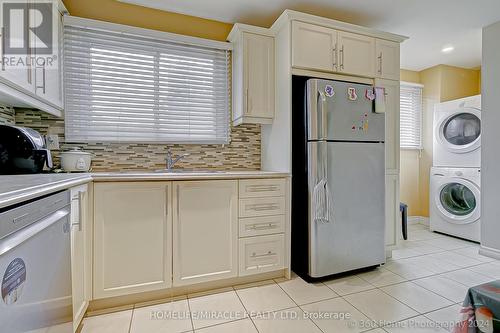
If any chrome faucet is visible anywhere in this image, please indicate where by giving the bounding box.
[166,149,190,170]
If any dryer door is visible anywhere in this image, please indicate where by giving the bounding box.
[436,108,481,154]
[435,178,480,224]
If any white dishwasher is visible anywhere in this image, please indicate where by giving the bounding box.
[0,190,72,333]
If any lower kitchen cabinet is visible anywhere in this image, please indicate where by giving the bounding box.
[385,173,400,250]
[239,234,285,276]
[93,182,172,299]
[70,184,90,332]
[173,180,238,286]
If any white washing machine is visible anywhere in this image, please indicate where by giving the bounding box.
[430,167,480,242]
[433,95,481,167]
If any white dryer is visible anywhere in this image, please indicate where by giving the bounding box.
[430,167,480,242]
[433,95,481,167]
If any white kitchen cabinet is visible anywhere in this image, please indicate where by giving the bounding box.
[375,39,400,80]
[239,178,286,198]
[70,184,90,332]
[291,21,338,72]
[375,78,400,172]
[239,215,286,238]
[173,180,238,286]
[385,173,400,250]
[229,25,275,125]
[239,234,285,276]
[0,0,65,116]
[93,182,172,299]
[0,1,33,94]
[34,1,64,108]
[337,31,376,77]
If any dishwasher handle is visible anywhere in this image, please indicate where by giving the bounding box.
[0,206,70,257]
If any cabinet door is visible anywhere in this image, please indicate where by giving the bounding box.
[34,4,63,108]
[244,32,275,120]
[292,21,337,72]
[173,180,238,286]
[70,185,89,332]
[94,182,172,299]
[338,31,376,77]
[385,174,400,249]
[0,1,34,93]
[375,78,400,172]
[376,39,400,80]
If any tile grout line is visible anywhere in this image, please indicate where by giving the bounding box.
[185,293,196,332]
[232,285,261,333]
[376,281,454,316]
[127,308,134,333]
[273,278,327,333]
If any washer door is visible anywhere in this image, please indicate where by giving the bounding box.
[435,178,480,224]
[437,108,481,154]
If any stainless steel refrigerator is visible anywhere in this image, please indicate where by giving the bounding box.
[292,77,386,280]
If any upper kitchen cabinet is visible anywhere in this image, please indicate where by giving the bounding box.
[376,39,400,80]
[33,1,64,108]
[0,1,34,93]
[0,0,65,116]
[291,21,338,72]
[337,31,376,77]
[228,24,275,125]
[376,78,400,172]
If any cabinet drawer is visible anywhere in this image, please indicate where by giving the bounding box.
[239,234,285,276]
[239,215,285,238]
[239,179,286,198]
[239,197,286,218]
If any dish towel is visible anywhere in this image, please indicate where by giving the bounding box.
[313,178,333,223]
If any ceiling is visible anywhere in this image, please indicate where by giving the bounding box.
[118,0,500,71]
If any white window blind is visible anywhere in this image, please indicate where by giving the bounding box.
[400,82,423,149]
[64,22,231,144]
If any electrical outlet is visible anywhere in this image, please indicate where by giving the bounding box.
[45,134,60,150]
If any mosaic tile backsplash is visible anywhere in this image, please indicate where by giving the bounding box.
[0,105,15,125]
[3,109,261,172]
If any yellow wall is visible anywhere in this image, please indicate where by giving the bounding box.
[400,65,481,217]
[62,0,233,41]
[399,69,421,216]
[400,69,421,83]
[440,65,481,102]
[418,66,442,217]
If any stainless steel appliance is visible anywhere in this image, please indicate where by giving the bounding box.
[292,77,385,280]
[0,125,53,174]
[0,191,72,332]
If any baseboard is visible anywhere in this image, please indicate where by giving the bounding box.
[479,245,500,260]
[408,216,429,226]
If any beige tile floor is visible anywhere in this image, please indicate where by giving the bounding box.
[81,224,500,333]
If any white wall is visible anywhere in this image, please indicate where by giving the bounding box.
[480,20,500,258]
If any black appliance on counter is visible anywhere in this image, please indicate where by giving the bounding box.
[0,125,53,174]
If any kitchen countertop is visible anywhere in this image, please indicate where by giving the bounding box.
[0,173,92,209]
[91,170,290,181]
[0,171,290,209]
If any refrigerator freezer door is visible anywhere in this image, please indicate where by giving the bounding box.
[307,79,385,142]
[308,141,385,277]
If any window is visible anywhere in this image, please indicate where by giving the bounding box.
[64,18,231,144]
[400,82,423,149]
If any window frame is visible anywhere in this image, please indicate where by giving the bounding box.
[400,81,424,150]
[63,16,232,145]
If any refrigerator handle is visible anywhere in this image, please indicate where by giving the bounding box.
[318,90,327,140]
[312,142,333,224]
